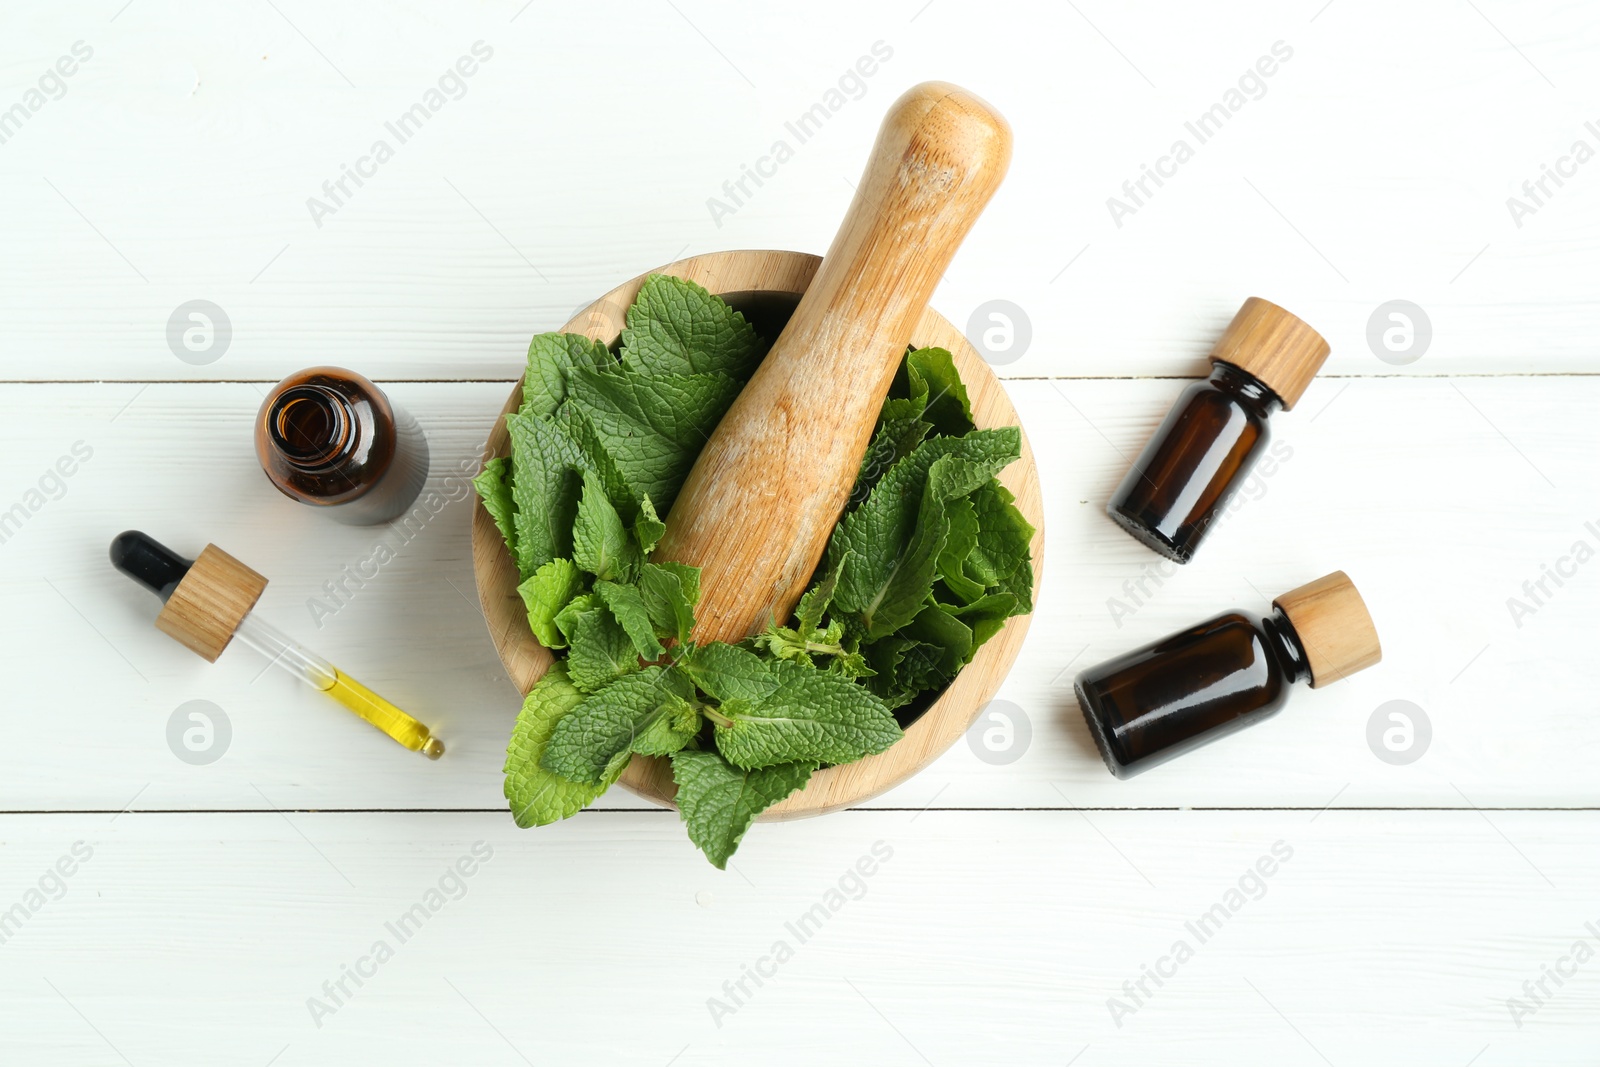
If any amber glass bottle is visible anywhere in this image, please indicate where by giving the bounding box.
[1076,571,1381,778]
[1107,297,1329,563]
[255,367,429,526]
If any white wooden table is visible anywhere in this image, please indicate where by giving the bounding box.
[3,2,1598,1062]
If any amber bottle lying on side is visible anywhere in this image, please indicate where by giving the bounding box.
[1075,571,1381,778]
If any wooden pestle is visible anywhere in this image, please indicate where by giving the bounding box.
[654,81,1013,644]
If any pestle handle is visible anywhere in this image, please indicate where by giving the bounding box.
[656,81,1012,644]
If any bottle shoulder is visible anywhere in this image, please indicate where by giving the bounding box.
[255,368,400,505]
[1206,361,1284,422]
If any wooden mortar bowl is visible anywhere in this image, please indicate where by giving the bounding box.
[472,249,1045,819]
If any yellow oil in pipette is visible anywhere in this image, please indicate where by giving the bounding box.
[321,669,444,758]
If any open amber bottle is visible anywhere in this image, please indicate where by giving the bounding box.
[255,367,429,526]
[1076,571,1381,778]
[1107,297,1329,563]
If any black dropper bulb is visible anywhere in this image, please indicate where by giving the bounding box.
[110,531,193,602]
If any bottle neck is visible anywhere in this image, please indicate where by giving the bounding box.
[1209,360,1284,419]
[1262,607,1312,687]
[267,385,357,471]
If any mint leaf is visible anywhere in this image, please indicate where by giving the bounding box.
[517,558,584,649]
[828,430,1019,639]
[941,591,1017,618]
[884,344,931,417]
[850,353,936,506]
[838,453,995,640]
[970,615,1007,650]
[851,414,932,507]
[634,495,665,555]
[638,562,696,645]
[559,405,641,521]
[861,627,964,709]
[506,411,587,578]
[671,749,815,869]
[682,642,777,704]
[832,429,1019,568]
[907,346,975,437]
[860,636,919,710]
[543,666,694,784]
[630,693,702,757]
[565,365,741,514]
[593,579,666,660]
[936,494,986,604]
[654,560,701,611]
[620,274,765,378]
[503,663,622,827]
[902,603,972,679]
[887,639,948,694]
[940,591,1018,654]
[865,601,979,699]
[553,593,597,635]
[969,478,1035,614]
[713,659,901,770]
[521,333,613,420]
[572,469,640,582]
[473,457,518,559]
[795,563,841,639]
[557,595,638,693]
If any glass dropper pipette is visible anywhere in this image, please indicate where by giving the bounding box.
[110,530,444,759]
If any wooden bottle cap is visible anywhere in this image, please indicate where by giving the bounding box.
[1273,570,1381,688]
[155,545,268,663]
[1209,297,1330,410]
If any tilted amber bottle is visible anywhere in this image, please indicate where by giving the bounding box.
[1076,571,1381,778]
[1107,297,1329,563]
[255,367,428,526]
